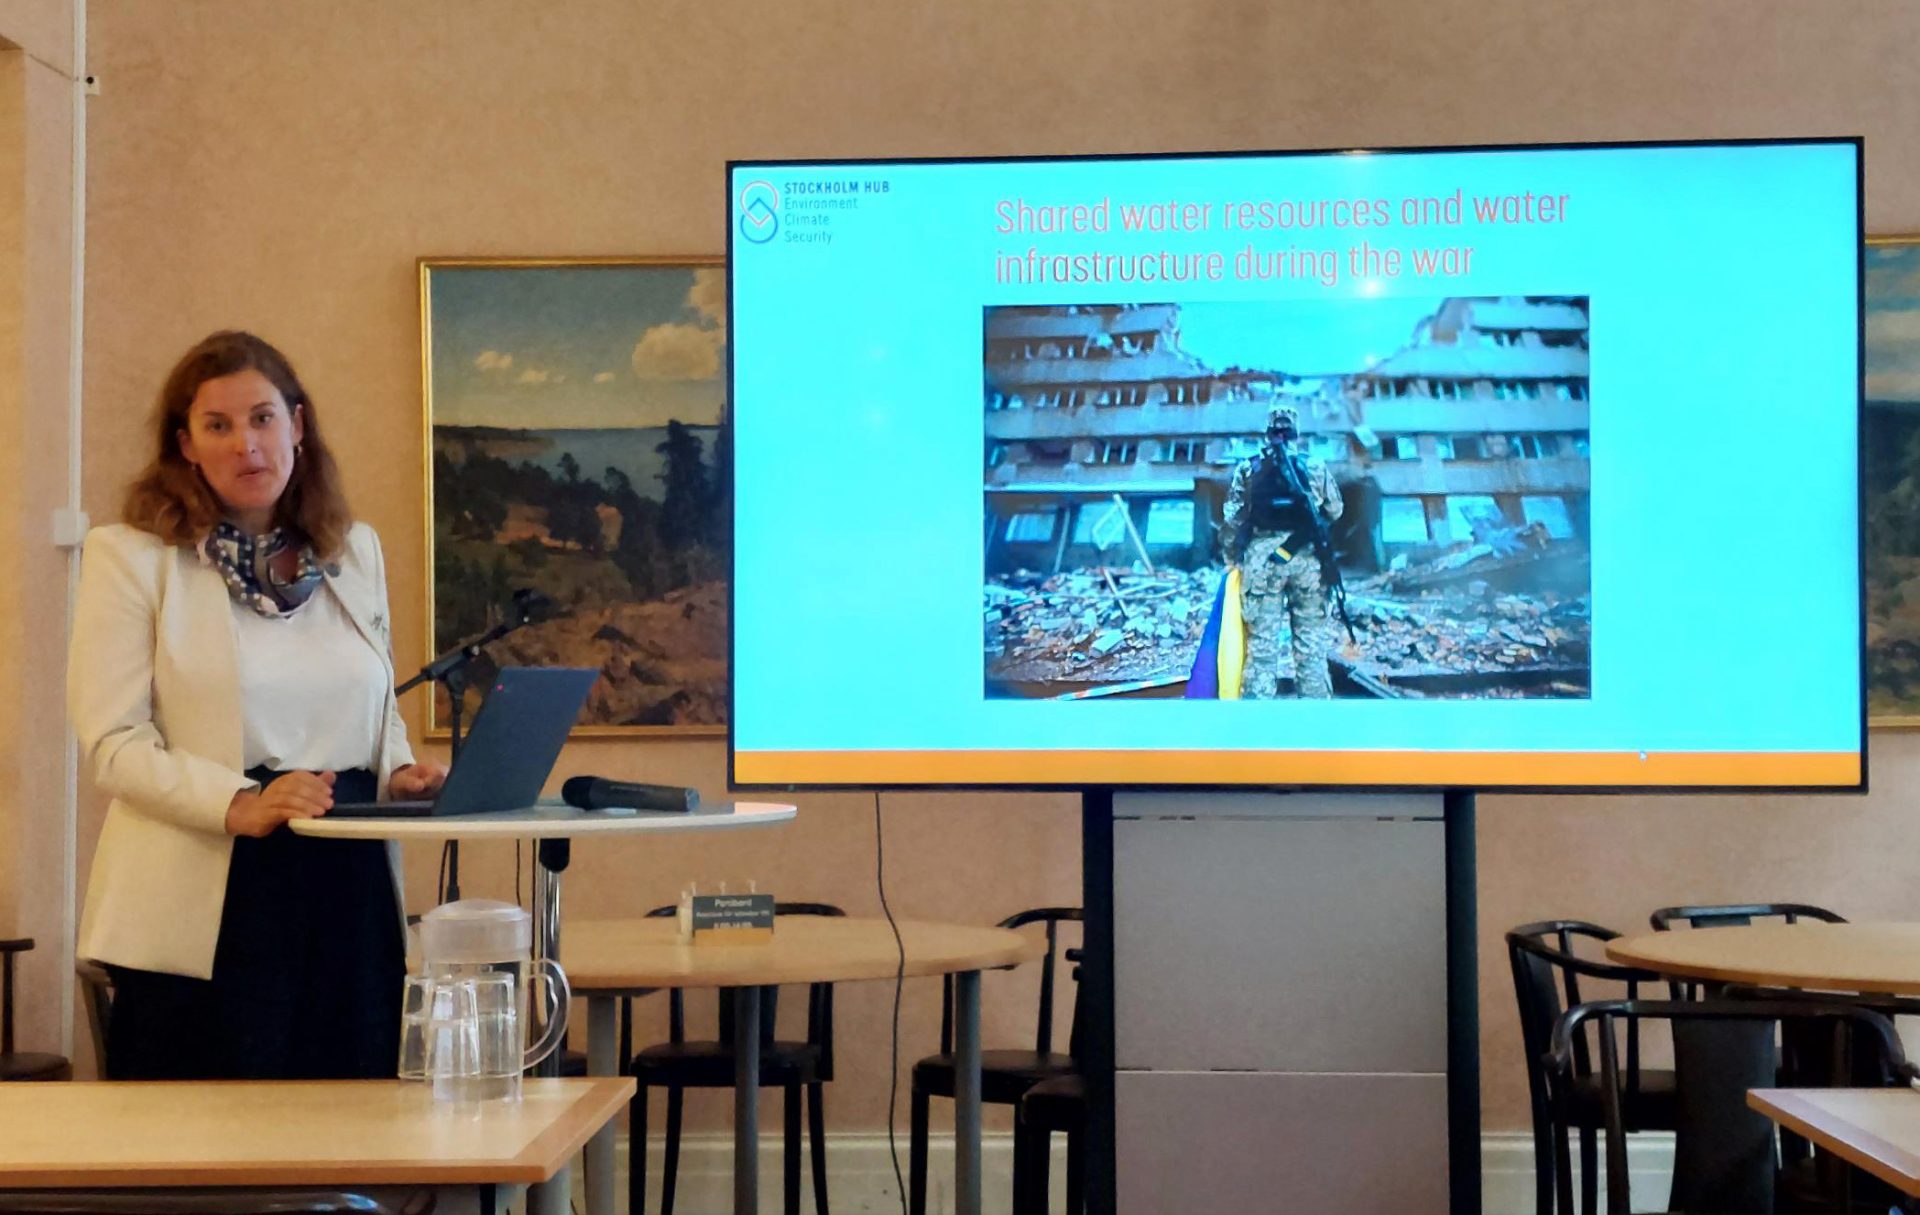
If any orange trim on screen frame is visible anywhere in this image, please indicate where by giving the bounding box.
[732,749,1861,788]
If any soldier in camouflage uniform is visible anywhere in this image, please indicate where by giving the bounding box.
[1221,402,1345,698]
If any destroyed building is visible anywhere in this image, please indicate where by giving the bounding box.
[982,297,1590,575]
[1342,296,1590,568]
[983,303,1293,574]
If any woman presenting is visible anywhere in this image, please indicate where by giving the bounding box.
[69,330,448,1080]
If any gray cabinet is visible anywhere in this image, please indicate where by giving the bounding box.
[1113,793,1451,1214]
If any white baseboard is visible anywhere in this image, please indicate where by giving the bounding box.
[601,1131,1035,1215]
[581,1129,1677,1215]
[1481,1130,1676,1215]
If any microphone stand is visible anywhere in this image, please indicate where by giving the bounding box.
[396,592,549,903]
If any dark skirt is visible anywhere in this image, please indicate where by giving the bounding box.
[105,768,405,1081]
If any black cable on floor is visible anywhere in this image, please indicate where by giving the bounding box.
[876,790,908,1215]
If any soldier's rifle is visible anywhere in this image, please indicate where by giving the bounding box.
[1277,450,1357,644]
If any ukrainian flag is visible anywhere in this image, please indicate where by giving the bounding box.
[1185,569,1246,700]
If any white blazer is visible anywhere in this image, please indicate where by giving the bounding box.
[68,522,416,979]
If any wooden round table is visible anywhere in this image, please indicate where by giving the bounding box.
[1606,923,1920,994]
[562,916,1043,1215]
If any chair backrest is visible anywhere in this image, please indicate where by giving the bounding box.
[0,939,29,1057]
[1062,948,1086,1061]
[938,907,1082,1057]
[1547,998,1912,1215]
[1649,903,1847,932]
[641,902,845,1069]
[1505,921,1656,1111]
[74,962,112,1075]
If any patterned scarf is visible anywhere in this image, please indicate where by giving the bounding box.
[200,521,326,618]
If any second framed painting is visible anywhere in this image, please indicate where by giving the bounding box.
[421,257,729,735]
[1869,236,1920,726]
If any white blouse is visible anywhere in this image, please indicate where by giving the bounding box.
[231,583,387,773]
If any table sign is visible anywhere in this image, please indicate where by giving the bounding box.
[691,894,775,944]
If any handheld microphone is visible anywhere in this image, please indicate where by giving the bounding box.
[561,776,700,813]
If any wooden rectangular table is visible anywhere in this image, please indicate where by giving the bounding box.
[1750,1088,1920,1198]
[0,1078,632,1199]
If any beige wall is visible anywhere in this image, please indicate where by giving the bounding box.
[69,0,1920,1133]
[1,0,72,78]
[0,0,77,1064]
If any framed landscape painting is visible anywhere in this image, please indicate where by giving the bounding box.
[1868,236,1920,726]
[421,257,729,735]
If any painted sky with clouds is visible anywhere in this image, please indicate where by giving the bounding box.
[429,264,726,429]
[1869,243,1920,407]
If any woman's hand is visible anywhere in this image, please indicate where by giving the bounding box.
[225,770,336,837]
[389,762,449,800]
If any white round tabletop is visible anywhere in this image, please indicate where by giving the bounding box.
[287,800,795,841]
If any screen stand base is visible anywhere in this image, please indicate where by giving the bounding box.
[1082,787,1478,1215]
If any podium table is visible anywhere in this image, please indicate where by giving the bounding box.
[292,801,795,1215]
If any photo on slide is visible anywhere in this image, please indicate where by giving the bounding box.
[982,297,1592,701]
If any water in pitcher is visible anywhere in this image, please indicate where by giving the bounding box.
[412,899,571,1103]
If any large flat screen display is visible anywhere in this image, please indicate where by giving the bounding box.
[728,139,1864,791]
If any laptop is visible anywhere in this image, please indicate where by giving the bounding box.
[329,666,600,818]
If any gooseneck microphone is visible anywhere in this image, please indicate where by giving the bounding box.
[511,587,557,624]
[561,776,700,813]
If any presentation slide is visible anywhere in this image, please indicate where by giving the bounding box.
[728,140,1863,790]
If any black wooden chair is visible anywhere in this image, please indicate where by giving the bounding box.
[1014,1073,1086,1215]
[0,940,69,1082]
[74,961,112,1076]
[1547,998,1914,1215]
[1648,904,1847,933]
[1508,921,1674,1215]
[1011,952,1088,1215]
[627,902,843,1215]
[909,908,1082,1215]
[1718,983,1920,1215]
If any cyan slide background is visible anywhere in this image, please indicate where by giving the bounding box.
[730,143,1860,758]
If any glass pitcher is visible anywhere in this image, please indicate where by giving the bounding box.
[416,898,570,1101]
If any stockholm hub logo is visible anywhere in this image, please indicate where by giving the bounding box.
[738,180,780,244]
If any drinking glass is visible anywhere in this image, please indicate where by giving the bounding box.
[425,977,482,1105]
[397,974,433,1081]
[469,971,523,1102]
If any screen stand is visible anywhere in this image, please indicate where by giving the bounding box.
[1446,789,1481,1215]
[1083,787,1479,1215]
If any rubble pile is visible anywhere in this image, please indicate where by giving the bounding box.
[1342,536,1591,687]
[987,541,1593,696]
[1343,589,1591,679]
[986,566,1213,683]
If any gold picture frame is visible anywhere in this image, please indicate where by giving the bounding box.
[1867,235,1920,728]
[420,256,729,737]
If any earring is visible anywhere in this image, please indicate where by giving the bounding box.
[295,442,304,459]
